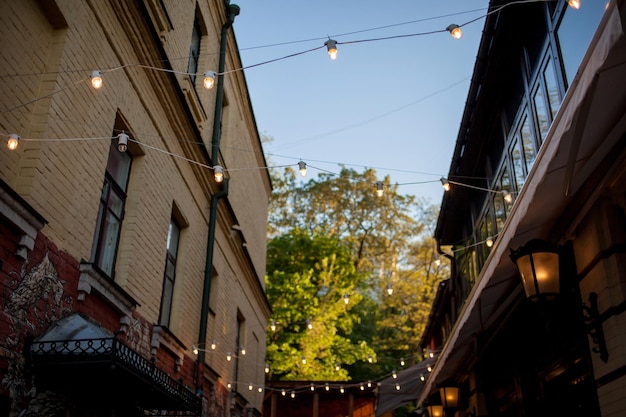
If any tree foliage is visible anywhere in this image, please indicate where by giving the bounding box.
[265,165,448,381]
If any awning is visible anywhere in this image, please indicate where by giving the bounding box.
[376,356,437,416]
[28,314,200,413]
[418,4,626,405]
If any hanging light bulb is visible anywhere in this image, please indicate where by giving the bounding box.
[446,24,463,39]
[306,319,313,330]
[387,284,393,296]
[248,383,253,391]
[335,363,341,371]
[270,319,276,332]
[400,357,405,367]
[367,354,373,363]
[281,389,286,396]
[367,380,372,388]
[376,181,384,197]
[567,0,581,9]
[427,365,433,372]
[117,132,128,152]
[440,178,451,191]
[90,70,103,89]
[214,165,224,183]
[486,236,494,248]
[211,339,217,350]
[226,351,232,361]
[298,160,307,177]
[227,383,232,389]
[193,346,199,355]
[339,386,345,394]
[203,71,216,89]
[258,387,263,393]
[7,134,20,150]
[290,390,296,398]
[360,384,365,391]
[395,383,401,391]
[343,294,350,304]
[325,39,338,60]
[310,383,315,391]
[302,356,307,365]
[502,190,513,203]
[392,370,397,379]
[325,382,330,391]
[265,363,270,373]
[240,345,246,356]
[420,374,426,382]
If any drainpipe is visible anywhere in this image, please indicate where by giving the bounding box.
[198,3,240,365]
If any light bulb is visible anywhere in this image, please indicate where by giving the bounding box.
[400,357,405,366]
[248,384,253,391]
[420,374,426,381]
[343,294,349,304]
[214,165,224,183]
[270,319,276,331]
[503,190,513,203]
[193,347,199,355]
[360,384,364,391]
[340,386,345,394]
[226,352,232,361]
[367,380,372,388]
[335,363,340,371]
[90,70,103,89]
[325,382,330,391]
[211,340,217,350]
[258,387,263,393]
[281,389,286,396]
[440,178,451,191]
[298,160,307,177]
[240,345,246,355]
[392,370,397,379]
[486,237,494,248]
[395,383,401,391]
[203,71,216,89]
[302,356,307,365]
[325,39,338,60]
[387,284,393,296]
[7,134,19,150]
[567,0,580,9]
[290,391,295,398]
[227,383,232,389]
[307,319,313,330]
[446,24,462,39]
[310,383,315,391]
[376,181,384,197]
[117,132,128,152]
[367,354,373,363]
[265,363,270,373]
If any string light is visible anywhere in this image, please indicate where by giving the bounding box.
[400,357,405,366]
[367,380,372,388]
[325,39,338,60]
[265,363,270,373]
[567,0,581,9]
[335,363,341,371]
[340,386,345,394]
[387,284,393,296]
[214,165,224,183]
[258,387,263,393]
[90,70,103,89]
[227,351,232,361]
[291,390,296,398]
[298,160,307,177]
[392,370,397,379]
[240,345,246,356]
[395,383,401,391]
[486,236,494,248]
[367,354,373,363]
[7,134,19,150]
[248,383,254,391]
[302,356,307,365]
[446,24,462,39]
[343,293,350,304]
[310,383,315,391]
[441,177,515,203]
[376,181,384,197]
[325,382,330,391]
[117,132,128,152]
[440,178,451,191]
[281,389,286,396]
[270,319,276,331]
[203,71,216,89]
[211,339,217,350]
[306,319,313,330]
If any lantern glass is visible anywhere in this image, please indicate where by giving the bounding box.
[439,386,459,408]
[426,405,444,417]
[516,251,559,300]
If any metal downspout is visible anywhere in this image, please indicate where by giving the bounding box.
[198,3,240,365]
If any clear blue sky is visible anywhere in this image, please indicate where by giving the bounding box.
[231,1,489,204]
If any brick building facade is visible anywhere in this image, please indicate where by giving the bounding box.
[0,0,271,416]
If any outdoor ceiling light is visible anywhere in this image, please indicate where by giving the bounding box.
[510,239,560,301]
[325,39,338,60]
[440,178,451,191]
[203,71,216,89]
[213,165,224,183]
[7,134,19,150]
[376,181,384,197]
[298,160,307,177]
[446,24,462,39]
[117,132,129,152]
[90,70,103,89]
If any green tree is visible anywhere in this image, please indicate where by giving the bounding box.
[266,229,375,380]
[266,166,449,381]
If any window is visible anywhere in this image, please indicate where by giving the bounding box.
[520,114,536,173]
[159,218,181,327]
[188,18,202,84]
[92,134,132,277]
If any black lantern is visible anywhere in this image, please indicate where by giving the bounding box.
[510,239,560,301]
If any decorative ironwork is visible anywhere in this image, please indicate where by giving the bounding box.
[30,336,200,411]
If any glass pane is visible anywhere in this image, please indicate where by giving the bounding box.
[521,115,536,173]
[511,141,525,190]
[557,2,606,86]
[544,57,561,120]
[167,221,181,256]
[106,140,132,190]
[533,85,550,143]
[494,194,505,232]
[160,276,174,327]
[96,212,121,276]
[108,189,124,218]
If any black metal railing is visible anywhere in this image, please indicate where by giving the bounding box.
[30,337,200,410]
